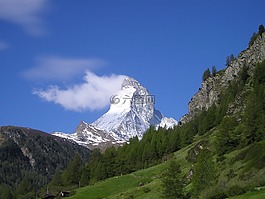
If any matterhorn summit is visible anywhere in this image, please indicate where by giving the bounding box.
[53,76,178,149]
[92,77,165,140]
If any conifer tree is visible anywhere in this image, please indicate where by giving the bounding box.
[192,148,216,197]
[216,117,239,155]
[240,64,249,84]
[202,68,211,81]
[226,54,235,66]
[259,24,265,36]
[80,165,90,187]
[212,65,217,76]
[17,175,33,196]
[161,160,184,199]
[49,169,63,186]
[0,184,14,199]
[62,154,82,185]
[243,92,264,145]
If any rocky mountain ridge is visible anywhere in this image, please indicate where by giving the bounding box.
[180,32,265,123]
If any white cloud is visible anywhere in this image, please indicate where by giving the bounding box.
[22,56,105,81]
[0,0,48,35]
[33,72,127,111]
[0,41,9,50]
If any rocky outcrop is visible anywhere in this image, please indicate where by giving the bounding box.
[180,32,265,123]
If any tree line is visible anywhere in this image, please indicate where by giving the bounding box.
[48,125,190,190]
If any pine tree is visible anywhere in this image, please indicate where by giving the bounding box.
[249,32,258,47]
[216,117,239,155]
[258,24,265,36]
[89,149,104,183]
[49,169,63,186]
[226,54,235,67]
[102,146,118,178]
[198,105,217,135]
[243,92,264,145]
[80,165,90,187]
[212,65,217,76]
[161,160,184,199]
[230,54,235,62]
[192,148,216,197]
[91,161,106,182]
[240,64,249,84]
[202,68,211,81]
[242,61,265,145]
[17,175,33,196]
[62,154,82,185]
[0,184,14,199]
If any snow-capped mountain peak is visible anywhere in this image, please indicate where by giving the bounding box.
[53,76,178,149]
[92,77,162,140]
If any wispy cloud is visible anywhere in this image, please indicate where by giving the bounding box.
[0,0,49,36]
[33,72,126,111]
[0,41,9,50]
[22,56,105,81]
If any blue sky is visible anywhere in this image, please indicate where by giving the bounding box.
[1,0,265,133]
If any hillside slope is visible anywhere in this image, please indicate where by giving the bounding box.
[69,131,265,199]
[0,126,90,197]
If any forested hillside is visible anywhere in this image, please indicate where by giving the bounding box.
[0,126,90,199]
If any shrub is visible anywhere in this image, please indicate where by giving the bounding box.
[143,187,151,193]
[200,185,227,199]
[227,185,248,197]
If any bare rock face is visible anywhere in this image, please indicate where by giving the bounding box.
[180,33,265,123]
[188,75,220,118]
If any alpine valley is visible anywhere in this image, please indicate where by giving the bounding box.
[1,26,265,199]
[53,77,178,150]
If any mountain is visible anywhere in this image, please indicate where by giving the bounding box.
[180,31,265,123]
[53,77,177,149]
[92,77,176,139]
[0,126,90,193]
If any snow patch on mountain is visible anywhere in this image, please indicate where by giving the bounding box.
[158,117,178,129]
[53,121,114,147]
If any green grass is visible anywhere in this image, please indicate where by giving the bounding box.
[108,179,162,199]
[228,187,265,199]
[133,162,167,178]
[68,174,154,199]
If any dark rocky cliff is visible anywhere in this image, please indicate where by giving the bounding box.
[180,32,265,123]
